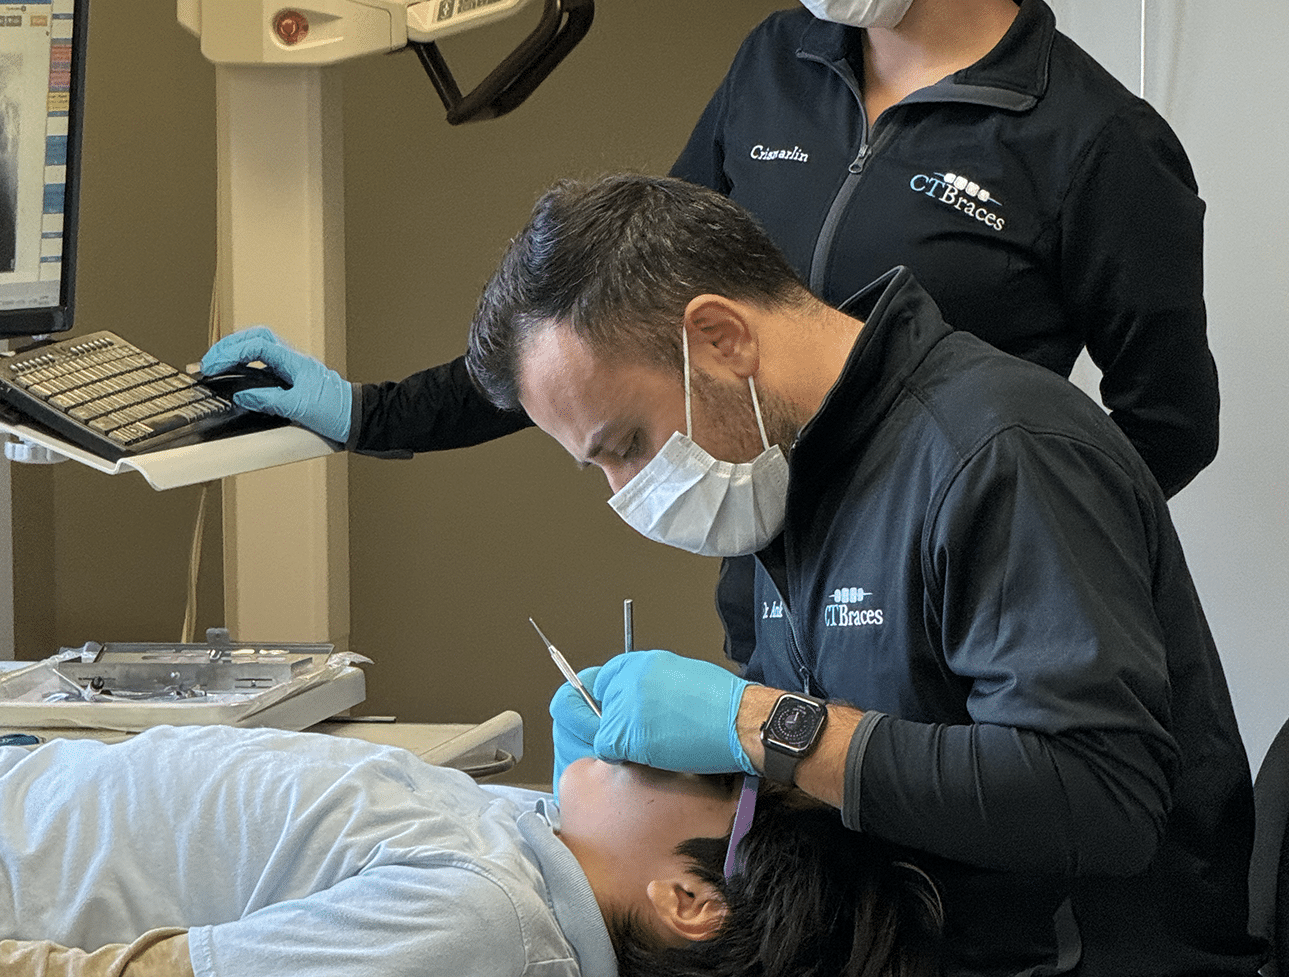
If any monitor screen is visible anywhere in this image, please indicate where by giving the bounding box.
[0,0,85,341]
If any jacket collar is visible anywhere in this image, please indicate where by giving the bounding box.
[792,267,951,469]
[794,0,1055,111]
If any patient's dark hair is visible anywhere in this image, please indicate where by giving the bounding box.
[609,781,944,977]
[465,173,811,411]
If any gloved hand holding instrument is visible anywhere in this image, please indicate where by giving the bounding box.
[547,645,758,796]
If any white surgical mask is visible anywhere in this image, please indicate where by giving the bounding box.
[799,0,914,28]
[607,331,789,557]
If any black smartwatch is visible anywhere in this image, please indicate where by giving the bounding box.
[759,692,828,785]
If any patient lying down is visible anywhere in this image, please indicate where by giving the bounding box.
[0,725,941,977]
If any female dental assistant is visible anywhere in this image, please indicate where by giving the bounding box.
[202,0,1218,654]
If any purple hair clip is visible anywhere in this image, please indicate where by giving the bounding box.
[722,774,760,880]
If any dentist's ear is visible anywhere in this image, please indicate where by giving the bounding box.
[645,874,728,943]
[683,295,760,380]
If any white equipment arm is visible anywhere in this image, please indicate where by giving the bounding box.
[177,0,593,123]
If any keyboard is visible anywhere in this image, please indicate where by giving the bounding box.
[0,331,287,461]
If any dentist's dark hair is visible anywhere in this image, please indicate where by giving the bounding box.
[466,173,812,411]
[608,781,944,977]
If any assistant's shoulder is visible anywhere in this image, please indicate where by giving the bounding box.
[727,7,818,66]
[1043,29,1188,152]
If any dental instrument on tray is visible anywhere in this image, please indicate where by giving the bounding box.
[529,618,601,717]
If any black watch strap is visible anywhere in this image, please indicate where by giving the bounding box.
[761,743,803,785]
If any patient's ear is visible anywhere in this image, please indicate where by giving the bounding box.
[645,874,728,942]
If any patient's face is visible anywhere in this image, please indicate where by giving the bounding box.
[558,758,738,847]
[556,759,738,932]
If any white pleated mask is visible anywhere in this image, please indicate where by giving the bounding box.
[607,331,789,557]
[798,0,914,28]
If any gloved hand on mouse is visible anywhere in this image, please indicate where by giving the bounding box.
[549,649,757,798]
[201,326,352,442]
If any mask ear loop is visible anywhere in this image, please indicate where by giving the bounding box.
[747,376,772,452]
[683,323,771,453]
[681,324,694,437]
[723,774,760,880]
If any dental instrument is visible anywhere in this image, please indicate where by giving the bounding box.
[529,618,601,717]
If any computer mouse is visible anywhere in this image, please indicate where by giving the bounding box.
[197,364,292,396]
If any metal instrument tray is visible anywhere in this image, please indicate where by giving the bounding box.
[55,644,326,695]
[0,630,366,733]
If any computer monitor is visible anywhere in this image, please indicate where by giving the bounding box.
[0,0,86,341]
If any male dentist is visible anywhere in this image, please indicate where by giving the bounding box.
[463,173,1264,977]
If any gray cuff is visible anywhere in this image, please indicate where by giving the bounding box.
[841,710,887,832]
[342,382,362,452]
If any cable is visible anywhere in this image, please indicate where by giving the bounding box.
[180,485,209,644]
[179,270,222,642]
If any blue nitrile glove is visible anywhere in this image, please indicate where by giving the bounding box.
[591,650,756,775]
[200,326,353,442]
[549,665,602,800]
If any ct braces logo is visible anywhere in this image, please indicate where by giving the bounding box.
[832,587,871,604]
[824,587,884,628]
[908,170,1006,231]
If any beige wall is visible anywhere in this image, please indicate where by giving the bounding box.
[13,1,788,784]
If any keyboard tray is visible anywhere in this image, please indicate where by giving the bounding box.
[0,331,286,461]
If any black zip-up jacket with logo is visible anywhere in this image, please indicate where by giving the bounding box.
[670,0,1216,498]
[765,267,1259,977]
[673,0,1219,667]
[352,0,1217,503]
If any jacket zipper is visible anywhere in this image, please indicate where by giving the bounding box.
[768,567,821,697]
[801,51,885,297]
[784,607,820,697]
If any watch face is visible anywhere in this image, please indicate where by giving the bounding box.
[765,696,825,753]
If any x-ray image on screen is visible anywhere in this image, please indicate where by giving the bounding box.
[0,1,86,339]
[0,52,23,274]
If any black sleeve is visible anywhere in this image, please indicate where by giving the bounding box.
[846,428,1178,877]
[351,355,532,457]
[1060,104,1218,498]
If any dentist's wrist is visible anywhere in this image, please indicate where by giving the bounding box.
[736,684,863,809]
[735,684,778,773]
